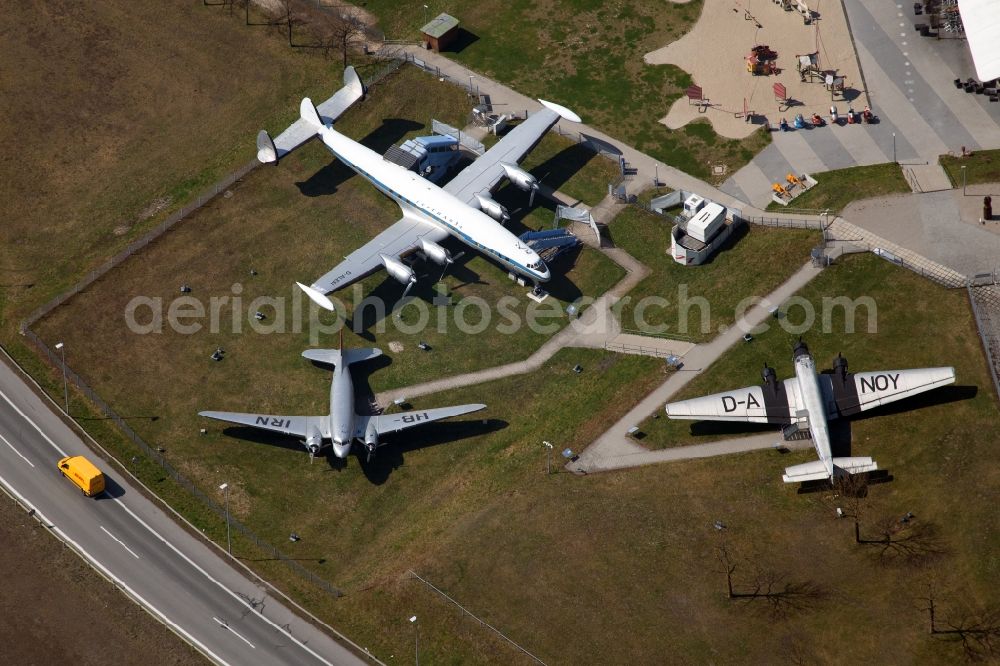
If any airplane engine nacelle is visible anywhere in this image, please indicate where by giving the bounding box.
[364,420,379,449]
[305,426,323,455]
[500,161,538,192]
[379,253,416,286]
[420,238,452,266]
[474,193,510,222]
[833,353,849,378]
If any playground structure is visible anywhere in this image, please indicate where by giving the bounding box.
[796,52,823,82]
[774,0,816,24]
[771,171,818,206]
[746,44,780,76]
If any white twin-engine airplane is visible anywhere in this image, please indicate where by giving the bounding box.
[199,340,485,462]
[665,340,956,483]
[255,66,583,309]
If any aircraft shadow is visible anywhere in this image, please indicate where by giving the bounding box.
[220,426,305,453]
[848,384,978,421]
[687,420,779,437]
[347,247,488,339]
[296,119,424,197]
[795,470,894,495]
[524,142,600,199]
[347,417,508,485]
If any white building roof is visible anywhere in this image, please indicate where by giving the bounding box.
[959,0,1000,81]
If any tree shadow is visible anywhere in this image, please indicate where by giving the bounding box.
[296,119,424,197]
[353,418,508,485]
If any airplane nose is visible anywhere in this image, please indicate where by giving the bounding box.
[332,440,351,459]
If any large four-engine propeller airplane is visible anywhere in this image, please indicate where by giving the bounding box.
[255,66,583,309]
[665,340,956,483]
[199,342,485,463]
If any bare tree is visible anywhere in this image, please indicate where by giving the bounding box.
[716,538,824,618]
[318,9,369,67]
[277,0,297,46]
[918,579,1000,661]
[859,514,946,567]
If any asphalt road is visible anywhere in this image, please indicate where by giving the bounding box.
[0,356,372,666]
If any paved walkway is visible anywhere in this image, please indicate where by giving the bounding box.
[720,0,1000,208]
[838,184,1000,277]
[570,261,823,472]
[397,45,809,221]
[377,242,666,405]
[573,433,812,475]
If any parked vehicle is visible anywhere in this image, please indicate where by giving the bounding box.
[57,455,105,497]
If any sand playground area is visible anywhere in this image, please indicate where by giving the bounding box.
[646,0,866,139]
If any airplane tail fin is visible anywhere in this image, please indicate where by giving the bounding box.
[300,97,323,130]
[782,456,877,483]
[302,347,382,367]
[302,348,341,366]
[256,66,364,165]
[344,347,382,365]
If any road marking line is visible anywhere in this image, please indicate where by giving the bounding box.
[0,387,69,457]
[2,377,342,665]
[0,432,35,467]
[0,471,230,666]
[100,525,140,559]
[213,617,256,649]
[112,497,338,666]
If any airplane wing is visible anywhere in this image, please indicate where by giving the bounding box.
[199,411,325,438]
[300,213,449,308]
[665,380,799,424]
[443,100,580,205]
[829,367,955,416]
[358,404,486,441]
[257,66,365,164]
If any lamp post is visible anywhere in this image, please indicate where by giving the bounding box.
[892,132,896,164]
[54,342,68,415]
[409,615,419,665]
[219,483,231,555]
[422,4,429,26]
[542,441,553,475]
[468,75,478,101]
[961,165,967,195]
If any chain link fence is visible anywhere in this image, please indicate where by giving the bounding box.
[22,327,344,599]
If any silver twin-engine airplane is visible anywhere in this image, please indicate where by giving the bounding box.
[255,66,583,309]
[665,340,956,483]
[199,342,485,462]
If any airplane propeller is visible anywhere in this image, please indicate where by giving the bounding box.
[398,275,418,305]
[436,250,466,283]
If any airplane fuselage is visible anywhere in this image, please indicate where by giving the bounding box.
[329,359,355,458]
[315,124,550,284]
[792,351,835,477]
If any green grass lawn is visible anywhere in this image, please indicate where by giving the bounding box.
[610,206,819,340]
[0,1,351,335]
[940,148,1000,187]
[362,0,771,182]
[640,252,995,452]
[766,163,910,214]
[518,132,619,205]
[25,217,1000,664]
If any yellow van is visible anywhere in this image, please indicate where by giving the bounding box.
[57,456,106,497]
